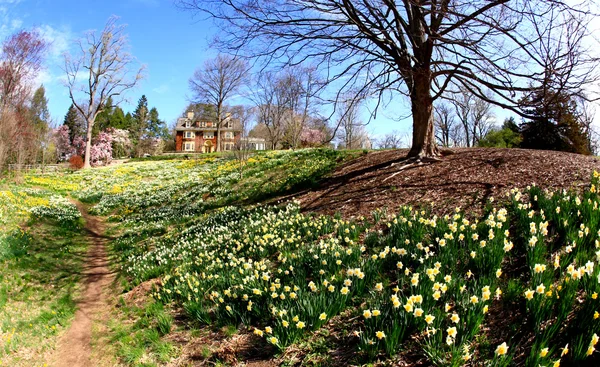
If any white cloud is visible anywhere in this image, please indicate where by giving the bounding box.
[34,69,54,86]
[0,6,22,40]
[152,84,170,94]
[36,24,73,62]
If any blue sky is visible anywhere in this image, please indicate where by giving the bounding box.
[0,0,427,141]
[0,0,221,126]
[5,0,574,143]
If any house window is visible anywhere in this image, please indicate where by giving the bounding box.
[184,142,195,151]
[185,120,191,128]
[203,132,214,139]
[224,132,233,139]
[184,131,195,139]
[224,143,234,151]
[200,121,207,127]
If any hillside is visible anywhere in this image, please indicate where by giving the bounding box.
[1,148,600,367]
[299,148,600,217]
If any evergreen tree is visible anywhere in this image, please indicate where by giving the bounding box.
[63,104,85,143]
[131,95,149,157]
[502,117,519,134]
[93,96,114,135]
[519,89,590,155]
[30,85,51,131]
[147,107,169,140]
[124,112,134,130]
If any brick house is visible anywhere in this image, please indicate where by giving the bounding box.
[175,111,241,153]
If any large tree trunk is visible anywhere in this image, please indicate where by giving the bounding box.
[408,70,438,158]
[83,118,93,168]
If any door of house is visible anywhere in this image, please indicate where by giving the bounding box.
[203,140,213,153]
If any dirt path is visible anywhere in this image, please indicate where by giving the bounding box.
[50,201,115,367]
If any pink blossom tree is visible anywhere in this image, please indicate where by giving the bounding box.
[89,131,113,166]
[300,127,325,147]
[54,125,75,161]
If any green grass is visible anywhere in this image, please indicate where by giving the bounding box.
[0,219,86,366]
[107,300,178,366]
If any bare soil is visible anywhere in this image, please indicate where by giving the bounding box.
[50,201,116,367]
[298,148,600,218]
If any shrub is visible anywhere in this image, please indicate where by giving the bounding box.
[69,155,84,170]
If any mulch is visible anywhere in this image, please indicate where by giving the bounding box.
[297,148,600,218]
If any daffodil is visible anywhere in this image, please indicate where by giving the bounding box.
[447,327,457,338]
[495,342,508,356]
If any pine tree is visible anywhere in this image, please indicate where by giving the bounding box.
[93,96,114,136]
[63,104,85,143]
[131,95,149,157]
[30,85,51,131]
[147,107,170,140]
[519,89,590,155]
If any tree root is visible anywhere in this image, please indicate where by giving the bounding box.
[383,156,442,182]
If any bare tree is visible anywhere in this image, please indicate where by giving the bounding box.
[252,71,287,150]
[281,66,323,149]
[576,97,597,154]
[470,97,495,146]
[450,88,494,147]
[378,130,404,149]
[64,16,144,168]
[337,97,367,150]
[178,0,599,160]
[230,105,254,178]
[189,54,248,152]
[434,102,456,147]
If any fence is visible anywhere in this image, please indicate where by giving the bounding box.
[7,164,61,174]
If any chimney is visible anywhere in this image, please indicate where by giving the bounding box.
[187,111,194,119]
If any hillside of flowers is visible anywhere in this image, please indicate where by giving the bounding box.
[4,149,600,366]
[40,149,592,366]
[107,170,600,366]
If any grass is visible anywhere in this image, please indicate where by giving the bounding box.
[0,219,86,367]
[107,299,178,367]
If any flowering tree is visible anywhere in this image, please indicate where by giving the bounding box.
[89,132,113,166]
[110,128,132,158]
[54,125,75,161]
[54,127,114,166]
[0,30,47,168]
[72,136,86,157]
[300,128,325,147]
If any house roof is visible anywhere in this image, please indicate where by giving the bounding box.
[175,112,243,132]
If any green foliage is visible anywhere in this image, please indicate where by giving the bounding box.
[0,221,87,366]
[63,103,86,142]
[146,107,169,141]
[519,89,591,154]
[478,127,522,148]
[29,85,51,133]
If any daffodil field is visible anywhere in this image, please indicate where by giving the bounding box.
[2,149,600,366]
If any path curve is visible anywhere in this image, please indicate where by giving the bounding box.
[50,201,114,367]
